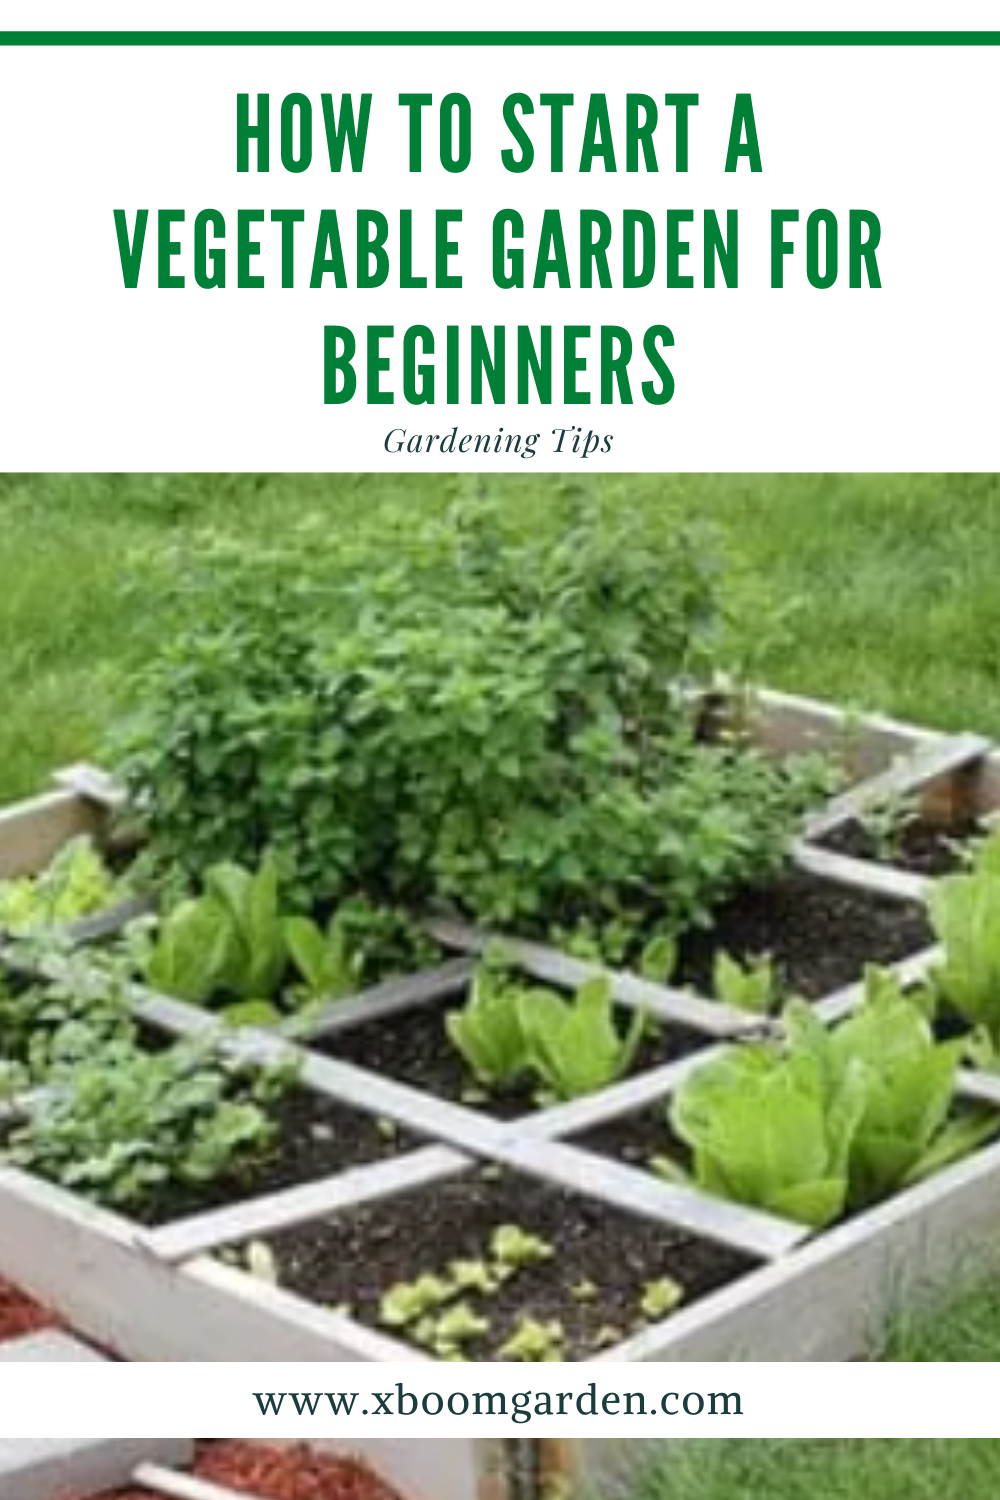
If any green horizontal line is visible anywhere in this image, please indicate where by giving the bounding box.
[1,30,1000,47]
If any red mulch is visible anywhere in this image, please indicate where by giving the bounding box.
[100,1442,407,1500]
[0,1273,60,1341]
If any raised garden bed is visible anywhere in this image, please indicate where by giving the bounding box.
[2,689,1000,1362]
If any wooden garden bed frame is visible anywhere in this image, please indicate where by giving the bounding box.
[2,687,1000,1364]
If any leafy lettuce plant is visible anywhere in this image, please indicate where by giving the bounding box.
[930,832,1000,1044]
[144,854,287,1013]
[665,1020,862,1228]
[0,837,123,936]
[823,975,993,1207]
[666,972,996,1228]
[445,956,532,1089]
[142,859,435,1024]
[519,975,644,1101]
[447,958,645,1100]
[284,911,361,1003]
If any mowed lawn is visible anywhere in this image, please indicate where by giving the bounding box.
[626,1441,1000,1500]
[2,469,1000,1365]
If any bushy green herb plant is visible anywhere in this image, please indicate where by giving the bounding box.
[118,497,826,942]
[0,957,134,1080]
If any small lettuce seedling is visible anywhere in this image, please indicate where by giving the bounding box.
[639,934,679,984]
[639,1277,684,1320]
[284,911,361,1002]
[490,1224,554,1270]
[378,1274,454,1329]
[429,1303,491,1358]
[497,1317,566,1362]
[245,1239,280,1285]
[448,1258,500,1295]
[713,950,781,1015]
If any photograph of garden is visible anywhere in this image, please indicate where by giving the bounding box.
[2,472,1000,1364]
[4,1437,1000,1500]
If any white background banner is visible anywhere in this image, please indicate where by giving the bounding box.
[0,1359,995,1437]
[0,6,998,470]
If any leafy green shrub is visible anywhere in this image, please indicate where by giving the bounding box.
[0,958,134,1081]
[118,496,826,938]
[664,974,996,1228]
[4,1030,295,1213]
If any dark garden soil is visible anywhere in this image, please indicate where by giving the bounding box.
[0,1273,60,1342]
[138,1088,419,1228]
[820,816,983,877]
[64,1088,417,1230]
[679,868,934,999]
[234,1166,757,1361]
[319,995,709,1119]
[572,1105,673,1174]
[92,1441,406,1500]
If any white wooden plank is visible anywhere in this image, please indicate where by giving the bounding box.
[592,1131,1000,1362]
[0,1443,193,1500]
[133,1466,266,1500]
[52,763,128,812]
[63,894,154,945]
[748,686,943,772]
[0,1165,422,1362]
[792,841,931,905]
[308,1441,499,1500]
[0,789,104,880]
[144,1144,467,1263]
[813,945,941,1023]
[425,918,756,1038]
[803,732,991,840]
[516,1050,735,1142]
[287,958,476,1042]
[492,1137,807,1261]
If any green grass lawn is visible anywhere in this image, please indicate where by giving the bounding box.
[3,469,1000,1364]
[626,1440,1000,1500]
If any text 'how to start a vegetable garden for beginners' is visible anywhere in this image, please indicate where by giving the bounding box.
[1,12,999,467]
